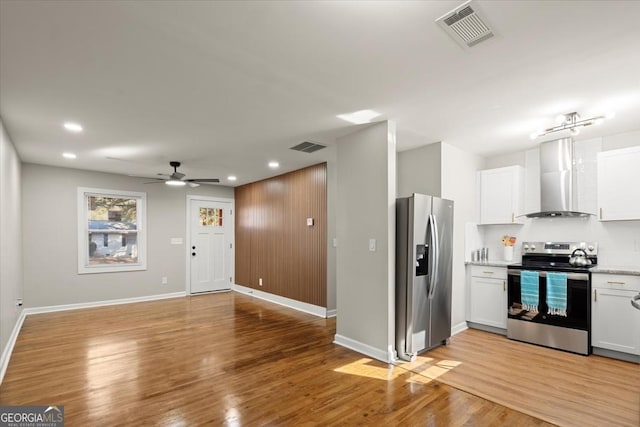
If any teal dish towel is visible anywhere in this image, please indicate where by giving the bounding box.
[520,271,539,313]
[546,272,568,317]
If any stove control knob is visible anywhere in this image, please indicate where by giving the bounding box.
[530,244,536,251]
[588,245,595,252]
[524,244,529,250]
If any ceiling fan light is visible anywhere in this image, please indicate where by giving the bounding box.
[165,179,186,187]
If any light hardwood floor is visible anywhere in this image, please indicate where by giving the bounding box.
[0,292,635,426]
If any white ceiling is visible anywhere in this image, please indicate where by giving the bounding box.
[1,1,639,186]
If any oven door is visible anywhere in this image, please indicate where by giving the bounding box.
[507,269,590,330]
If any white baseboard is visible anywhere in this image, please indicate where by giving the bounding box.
[451,321,469,336]
[23,291,186,315]
[326,309,337,318]
[232,284,328,318]
[0,309,26,385]
[333,334,391,363]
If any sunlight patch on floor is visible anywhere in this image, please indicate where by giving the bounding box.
[333,356,462,384]
[334,358,402,381]
[394,355,462,382]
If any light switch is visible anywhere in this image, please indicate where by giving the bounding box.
[332,238,338,248]
[369,238,376,252]
[306,218,314,226]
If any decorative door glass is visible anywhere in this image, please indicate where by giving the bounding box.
[200,208,223,227]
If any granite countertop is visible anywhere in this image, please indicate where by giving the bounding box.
[465,261,515,268]
[590,266,640,276]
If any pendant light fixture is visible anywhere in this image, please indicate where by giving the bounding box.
[530,111,613,140]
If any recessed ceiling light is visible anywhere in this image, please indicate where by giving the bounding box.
[227,175,237,181]
[268,161,279,169]
[62,152,77,159]
[336,109,381,125]
[63,122,83,133]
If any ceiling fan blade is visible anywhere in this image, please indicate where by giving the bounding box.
[143,179,167,184]
[187,178,220,183]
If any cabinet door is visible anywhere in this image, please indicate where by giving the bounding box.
[479,166,524,224]
[470,277,507,328]
[592,288,640,355]
[597,146,640,221]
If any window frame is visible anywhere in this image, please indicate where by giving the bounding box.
[77,187,147,274]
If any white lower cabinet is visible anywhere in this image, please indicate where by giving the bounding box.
[591,274,640,355]
[468,266,507,329]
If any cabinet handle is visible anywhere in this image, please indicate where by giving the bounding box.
[483,271,494,274]
[594,289,597,302]
[503,280,506,291]
[512,212,515,223]
[599,207,603,220]
[607,281,626,285]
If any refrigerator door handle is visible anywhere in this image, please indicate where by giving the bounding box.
[428,214,439,299]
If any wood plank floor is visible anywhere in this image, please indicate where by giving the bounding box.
[0,292,632,426]
[397,328,640,427]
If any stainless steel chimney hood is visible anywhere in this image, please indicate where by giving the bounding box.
[526,138,592,218]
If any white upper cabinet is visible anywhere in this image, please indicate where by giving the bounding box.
[478,166,525,224]
[597,146,640,221]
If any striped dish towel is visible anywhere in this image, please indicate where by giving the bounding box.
[547,272,568,317]
[520,270,539,313]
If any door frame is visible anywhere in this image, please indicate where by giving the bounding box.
[185,195,235,294]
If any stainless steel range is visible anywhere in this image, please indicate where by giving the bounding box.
[507,242,597,355]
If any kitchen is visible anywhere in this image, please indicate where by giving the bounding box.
[464,132,640,363]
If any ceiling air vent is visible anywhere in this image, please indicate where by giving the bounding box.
[436,0,494,48]
[290,141,326,153]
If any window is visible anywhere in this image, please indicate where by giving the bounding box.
[78,188,147,274]
[199,207,223,227]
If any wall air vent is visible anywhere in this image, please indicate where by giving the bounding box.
[436,0,494,48]
[290,141,326,153]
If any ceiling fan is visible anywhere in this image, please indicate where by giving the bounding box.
[146,161,219,187]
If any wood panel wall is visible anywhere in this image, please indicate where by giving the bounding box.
[234,163,327,307]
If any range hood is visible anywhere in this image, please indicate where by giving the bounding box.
[526,138,592,218]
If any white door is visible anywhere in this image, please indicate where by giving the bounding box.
[190,199,233,293]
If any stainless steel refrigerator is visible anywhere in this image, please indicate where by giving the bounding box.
[396,193,453,361]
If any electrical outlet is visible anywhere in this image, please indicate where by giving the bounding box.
[161,277,168,285]
[16,299,23,307]
[259,277,263,286]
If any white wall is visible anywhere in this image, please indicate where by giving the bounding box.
[440,143,484,331]
[397,142,441,198]
[335,121,396,362]
[22,164,234,308]
[0,118,23,365]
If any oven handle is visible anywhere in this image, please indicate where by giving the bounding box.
[507,270,590,281]
[632,293,640,311]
